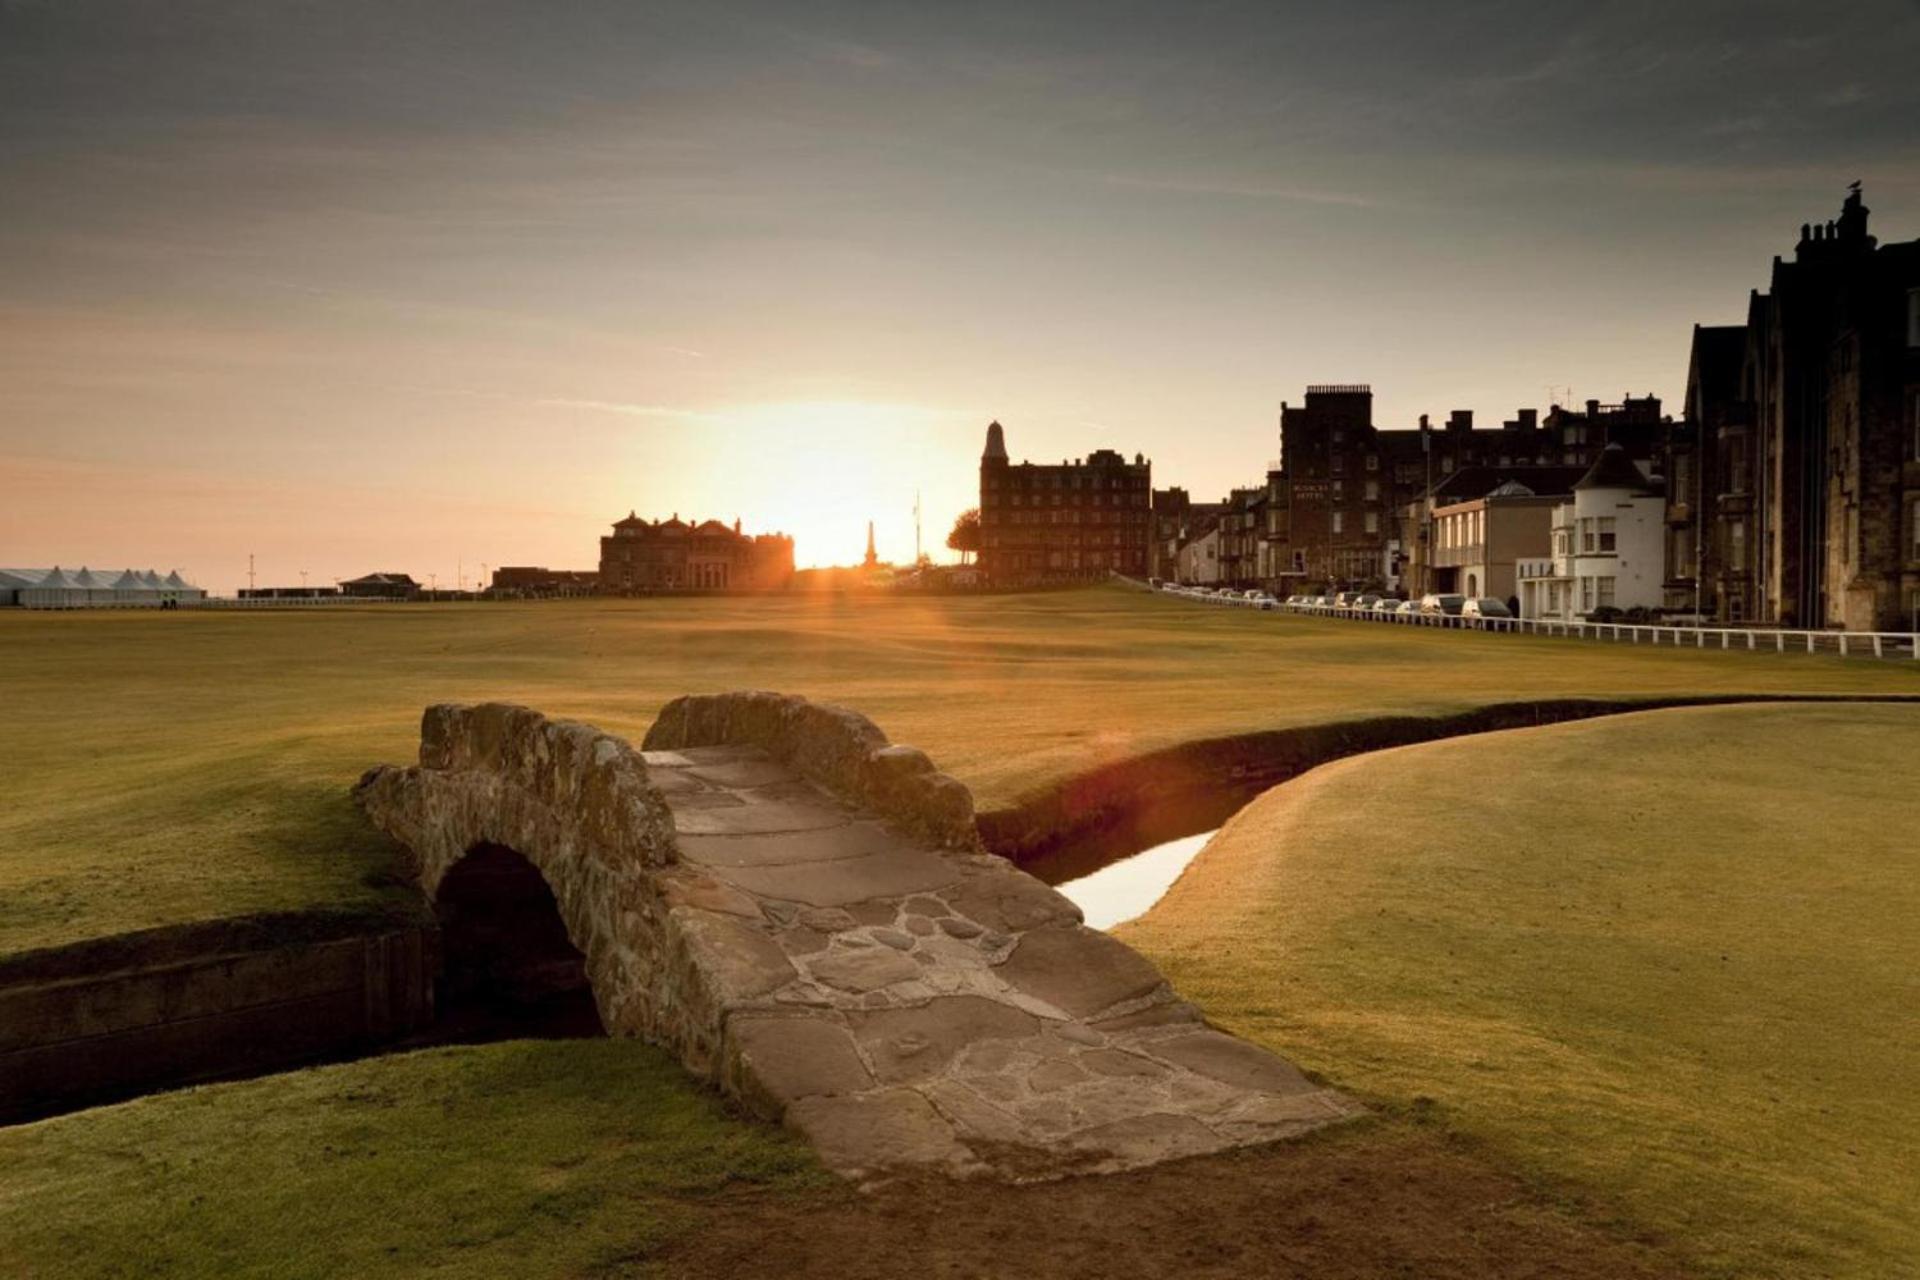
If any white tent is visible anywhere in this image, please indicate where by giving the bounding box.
[4,567,205,609]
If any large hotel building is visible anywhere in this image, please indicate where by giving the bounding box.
[977,422,1152,584]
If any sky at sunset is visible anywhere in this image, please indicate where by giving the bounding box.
[4,1,1918,590]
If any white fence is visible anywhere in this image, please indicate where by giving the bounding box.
[1149,583,1920,660]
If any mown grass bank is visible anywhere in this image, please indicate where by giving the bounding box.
[5,586,1915,954]
[0,1039,829,1279]
[1120,702,1920,1280]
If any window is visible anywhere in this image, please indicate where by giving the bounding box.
[1365,454,1379,471]
[1365,479,1379,501]
[1581,576,1595,610]
[1730,519,1747,566]
[1332,453,1345,475]
[1365,511,1379,534]
[1598,517,1616,552]
[1596,576,1616,608]
[1580,518,1596,553]
[1332,511,1345,534]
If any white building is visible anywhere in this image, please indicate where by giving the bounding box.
[1518,446,1666,620]
[0,567,205,609]
[1176,526,1222,585]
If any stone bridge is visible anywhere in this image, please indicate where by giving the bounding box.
[355,692,1356,1181]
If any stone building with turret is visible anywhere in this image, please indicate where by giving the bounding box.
[598,513,794,593]
[977,421,1151,584]
[1666,186,1920,630]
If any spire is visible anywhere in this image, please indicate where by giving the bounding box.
[983,420,1008,462]
[863,521,879,569]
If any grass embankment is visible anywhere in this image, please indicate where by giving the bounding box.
[4,587,1915,955]
[0,1040,830,1279]
[0,1043,1684,1280]
[1120,702,1920,1280]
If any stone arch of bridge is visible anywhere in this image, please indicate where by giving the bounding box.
[433,841,605,1038]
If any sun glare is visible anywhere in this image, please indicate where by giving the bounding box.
[697,400,977,568]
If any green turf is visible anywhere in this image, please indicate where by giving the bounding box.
[0,1039,830,1279]
[3,587,1914,955]
[1119,703,1920,1280]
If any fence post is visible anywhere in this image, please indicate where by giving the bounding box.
[1775,632,1784,653]
[1839,633,1848,658]
[1720,630,1729,650]
[1806,632,1814,653]
[1872,634,1883,659]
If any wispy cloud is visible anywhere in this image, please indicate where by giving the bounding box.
[535,397,714,421]
[1098,173,1377,208]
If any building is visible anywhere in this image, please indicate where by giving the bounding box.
[977,421,1151,584]
[1271,386,1668,592]
[1399,465,1587,601]
[1150,488,1227,582]
[1422,480,1568,608]
[1666,186,1920,630]
[598,514,794,593]
[339,572,421,600]
[0,567,205,608]
[489,567,598,598]
[1176,525,1223,585]
[1519,445,1666,621]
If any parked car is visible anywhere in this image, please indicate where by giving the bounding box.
[1370,597,1400,615]
[1462,597,1513,620]
[1350,593,1381,611]
[1420,593,1467,616]
[1393,598,1421,618]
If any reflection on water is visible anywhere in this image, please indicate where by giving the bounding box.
[1054,830,1219,931]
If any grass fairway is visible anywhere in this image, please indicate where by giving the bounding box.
[1119,703,1920,1280]
[0,1039,829,1279]
[4,586,1915,954]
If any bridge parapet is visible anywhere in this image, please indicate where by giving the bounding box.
[645,691,977,850]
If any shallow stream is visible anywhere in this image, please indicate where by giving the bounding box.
[1051,829,1220,930]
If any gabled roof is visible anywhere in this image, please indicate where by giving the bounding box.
[1574,444,1660,494]
[1427,465,1586,503]
[1688,325,1747,410]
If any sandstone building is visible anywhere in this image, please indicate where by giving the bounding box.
[598,514,795,593]
[1667,186,1920,630]
[977,422,1151,583]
